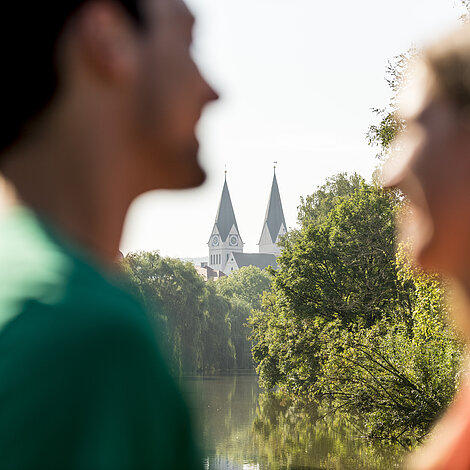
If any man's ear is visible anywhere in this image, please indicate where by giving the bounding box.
[71,0,140,84]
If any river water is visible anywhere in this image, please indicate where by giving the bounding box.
[181,373,406,470]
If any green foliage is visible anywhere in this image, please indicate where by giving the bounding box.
[297,172,364,227]
[123,252,236,374]
[367,109,404,159]
[216,266,272,369]
[249,293,324,396]
[367,51,412,160]
[276,183,401,326]
[248,176,463,445]
[216,265,271,311]
[316,317,461,447]
[122,254,271,374]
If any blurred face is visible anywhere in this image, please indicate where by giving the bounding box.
[384,65,470,278]
[131,0,217,189]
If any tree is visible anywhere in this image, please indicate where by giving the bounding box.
[122,251,236,374]
[315,250,462,447]
[297,172,364,227]
[276,184,402,326]
[248,176,463,444]
[122,254,271,374]
[216,266,272,369]
[367,51,411,161]
[249,180,403,396]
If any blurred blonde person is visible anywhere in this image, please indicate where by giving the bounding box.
[384,25,470,470]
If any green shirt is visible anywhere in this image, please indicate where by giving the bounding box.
[0,207,201,470]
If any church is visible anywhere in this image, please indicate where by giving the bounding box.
[207,170,287,275]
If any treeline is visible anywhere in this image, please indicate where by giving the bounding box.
[248,173,463,447]
[121,253,270,375]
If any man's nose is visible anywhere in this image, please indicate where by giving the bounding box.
[195,63,219,104]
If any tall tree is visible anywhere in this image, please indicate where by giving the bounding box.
[297,173,364,227]
[216,266,272,369]
[277,184,401,326]
[248,177,462,444]
[122,252,236,374]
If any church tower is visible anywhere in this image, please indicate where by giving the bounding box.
[258,169,287,256]
[208,176,243,272]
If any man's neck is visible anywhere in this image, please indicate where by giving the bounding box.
[0,125,134,265]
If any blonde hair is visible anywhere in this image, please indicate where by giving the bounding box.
[424,25,470,114]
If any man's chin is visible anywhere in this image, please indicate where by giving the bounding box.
[169,144,206,188]
[155,161,206,190]
[170,165,206,189]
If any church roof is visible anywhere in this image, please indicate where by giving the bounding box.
[261,172,286,243]
[232,252,278,271]
[214,178,240,242]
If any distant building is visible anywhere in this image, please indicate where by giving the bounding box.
[224,252,278,274]
[195,264,227,281]
[207,176,244,273]
[208,170,286,275]
[258,171,287,256]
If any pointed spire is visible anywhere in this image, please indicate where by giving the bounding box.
[262,170,286,243]
[214,178,239,242]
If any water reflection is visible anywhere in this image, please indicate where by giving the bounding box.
[182,374,405,470]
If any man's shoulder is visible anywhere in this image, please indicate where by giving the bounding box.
[0,216,170,396]
[0,206,154,357]
[0,207,74,308]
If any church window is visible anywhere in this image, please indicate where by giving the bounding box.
[227,254,229,261]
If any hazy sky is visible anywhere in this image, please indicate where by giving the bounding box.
[120,0,466,259]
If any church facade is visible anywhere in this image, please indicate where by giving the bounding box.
[208,171,287,275]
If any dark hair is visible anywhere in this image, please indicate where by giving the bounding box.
[0,0,142,160]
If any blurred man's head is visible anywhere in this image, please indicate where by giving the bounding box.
[384,26,470,278]
[0,0,217,190]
